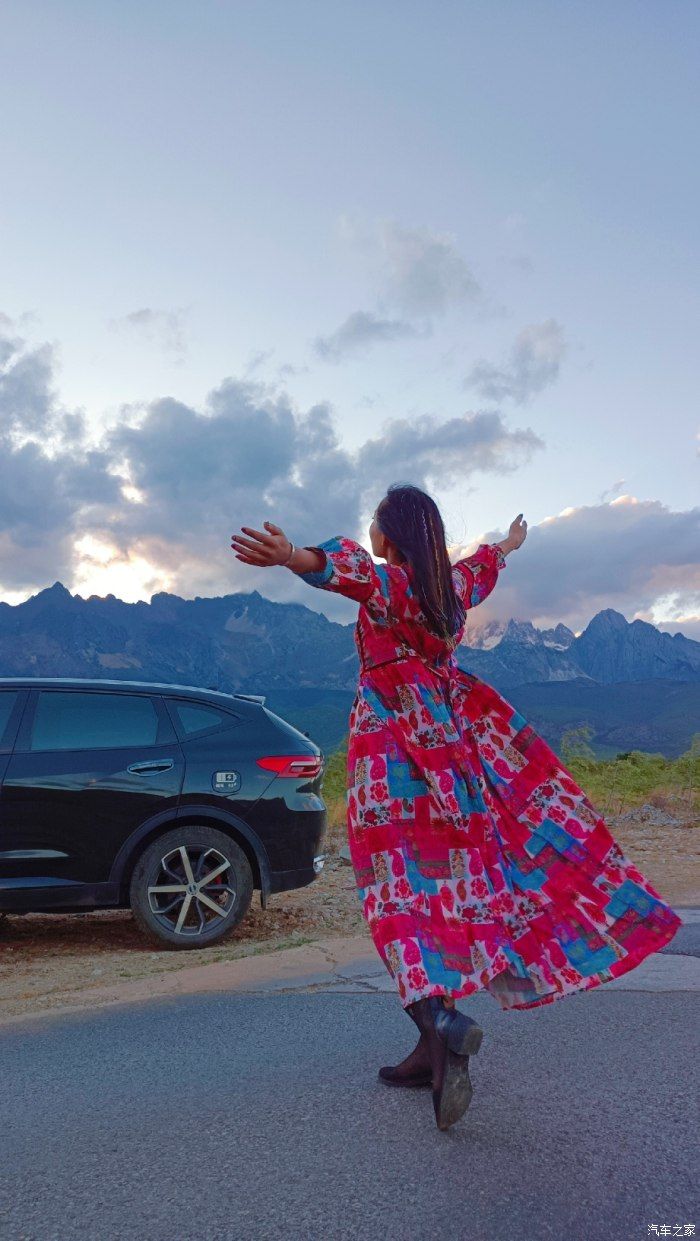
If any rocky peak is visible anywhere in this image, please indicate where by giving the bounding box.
[574,609,700,682]
[14,580,75,617]
[581,608,629,635]
[541,622,576,650]
[502,619,542,645]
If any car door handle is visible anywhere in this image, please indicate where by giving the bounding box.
[127,759,175,774]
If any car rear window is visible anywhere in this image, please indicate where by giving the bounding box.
[167,700,239,738]
[0,690,19,746]
[30,691,160,751]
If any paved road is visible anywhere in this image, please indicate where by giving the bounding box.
[0,952,697,1241]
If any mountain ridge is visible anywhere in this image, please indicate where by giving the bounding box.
[0,584,697,757]
[0,584,697,692]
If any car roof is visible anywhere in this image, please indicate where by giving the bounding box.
[0,677,265,707]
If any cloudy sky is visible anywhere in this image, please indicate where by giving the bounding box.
[1,1,698,637]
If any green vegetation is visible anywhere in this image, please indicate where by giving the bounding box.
[263,689,355,755]
[560,728,700,818]
[260,682,700,761]
[321,739,349,844]
[560,724,596,764]
[510,679,699,760]
[321,730,700,832]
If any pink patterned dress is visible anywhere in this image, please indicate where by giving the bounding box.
[297,536,682,1011]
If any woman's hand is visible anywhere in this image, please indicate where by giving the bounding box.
[231,520,293,567]
[498,513,528,555]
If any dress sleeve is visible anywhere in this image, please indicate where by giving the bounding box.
[295,535,389,612]
[451,542,507,609]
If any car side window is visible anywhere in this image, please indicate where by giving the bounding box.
[0,691,19,747]
[167,700,238,739]
[29,691,160,751]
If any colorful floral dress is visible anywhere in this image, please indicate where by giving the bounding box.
[297,536,682,1011]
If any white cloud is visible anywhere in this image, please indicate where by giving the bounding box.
[464,319,566,405]
[1,315,697,640]
[314,311,421,362]
[340,215,484,318]
[599,478,626,503]
[107,306,192,363]
[0,317,122,590]
[457,496,700,636]
[357,410,544,493]
[315,216,491,362]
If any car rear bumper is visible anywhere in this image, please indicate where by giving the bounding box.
[268,853,326,894]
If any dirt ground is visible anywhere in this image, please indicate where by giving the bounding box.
[0,814,697,1023]
[0,852,364,1022]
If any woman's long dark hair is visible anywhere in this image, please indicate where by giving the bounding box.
[375,483,466,641]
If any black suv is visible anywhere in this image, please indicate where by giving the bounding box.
[0,678,327,948]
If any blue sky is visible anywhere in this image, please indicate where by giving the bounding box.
[1,1,698,636]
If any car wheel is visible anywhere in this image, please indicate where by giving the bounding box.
[129,824,254,950]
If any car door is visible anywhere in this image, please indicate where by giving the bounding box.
[0,689,28,781]
[0,689,31,874]
[1,688,185,890]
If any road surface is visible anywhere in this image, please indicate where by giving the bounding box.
[0,913,697,1241]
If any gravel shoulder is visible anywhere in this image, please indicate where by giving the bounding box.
[0,816,697,1024]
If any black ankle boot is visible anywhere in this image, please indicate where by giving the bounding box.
[405,997,484,1130]
[378,1031,432,1088]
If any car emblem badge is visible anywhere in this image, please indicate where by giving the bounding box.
[212,770,241,793]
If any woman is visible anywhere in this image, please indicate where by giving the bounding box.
[231,483,682,1131]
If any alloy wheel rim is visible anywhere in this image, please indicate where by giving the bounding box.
[147,844,237,936]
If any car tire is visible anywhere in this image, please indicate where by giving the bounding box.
[129,824,254,950]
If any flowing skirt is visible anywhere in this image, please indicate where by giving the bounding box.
[345,664,683,1011]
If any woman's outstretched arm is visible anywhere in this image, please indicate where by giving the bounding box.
[451,513,528,608]
[495,512,528,558]
[231,520,324,573]
[231,522,390,612]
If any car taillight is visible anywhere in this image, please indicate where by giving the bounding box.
[256,754,323,778]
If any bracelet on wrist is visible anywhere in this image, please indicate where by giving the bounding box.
[281,540,296,567]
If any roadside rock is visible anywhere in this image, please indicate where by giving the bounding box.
[611,802,686,829]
